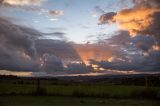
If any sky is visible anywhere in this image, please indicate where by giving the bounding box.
[0,0,123,43]
[0,0,160,77]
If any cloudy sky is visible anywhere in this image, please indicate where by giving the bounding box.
[0,0,160,77]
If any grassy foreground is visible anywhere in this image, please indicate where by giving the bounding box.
[0,83,160,106]
[0,84,160,99]
[0,96,160,106]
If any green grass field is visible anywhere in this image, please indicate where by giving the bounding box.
[0,83,160,98]
[1,96,160,106]
[0,83,160,106]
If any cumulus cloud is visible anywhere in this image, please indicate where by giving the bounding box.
[97,0,160,73]
[66,62,93,74]
[0,17,159,74]
[49,10,64,16]
[88,50,160,72]
[90,30,160,72]
[132,35,154,52]
[0,17,41,57]
[40,54,64,74]
[0,18,76,73]
[99,0,160,39]
[0,17,40,71]
[1,0,160,75]
[35,39,81,62]
[99,12,117,24]
[105,31,131,46]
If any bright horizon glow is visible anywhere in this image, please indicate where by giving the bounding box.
[1,69,160,77]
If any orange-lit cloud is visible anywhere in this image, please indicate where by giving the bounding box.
[99,0,160,38]
[0,70,32,76]
[152,45,160,51]
[73,44,116,65]
[114,7,160,37]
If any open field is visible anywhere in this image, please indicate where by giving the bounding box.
[0,83,160,99]
[1,96,160,106]
[0,75,160,106]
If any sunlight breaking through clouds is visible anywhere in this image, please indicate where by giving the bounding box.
[0,0,160,76]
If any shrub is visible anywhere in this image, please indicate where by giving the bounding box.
[131,88,159,99]
[32,87,47,96]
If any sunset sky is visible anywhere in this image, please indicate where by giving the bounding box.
[0,0,160,76]
[0,0,123,43]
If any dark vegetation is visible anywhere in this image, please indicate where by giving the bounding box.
[1,74,160,86]
[0,74,160,99]
[1,96,160,106]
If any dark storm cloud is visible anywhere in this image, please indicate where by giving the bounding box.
[66,63,93,74]
[35,39,81,61]
[0,0,160,75]
[89,53,160,72]
[99,12,117,24]
[97,0,160,73]
[105,31,131,46]
[0,18,85,74]
[150,51,160,60]
[35,39,95,74]
[132,0,160,7]
[0,20,81,75]
[0,17,42,57]
[36,39,97,74]
[132,35,154,52]
[1,17,158,74]
[93,30,160,72]
[0,0,3,4]
[0,17,40,71]
[40,54,64,73]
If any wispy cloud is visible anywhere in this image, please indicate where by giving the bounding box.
[1,0,46,6]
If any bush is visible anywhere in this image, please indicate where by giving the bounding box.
[131,88,159,99]
[140,88,158,99]
[32,87,47,96]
